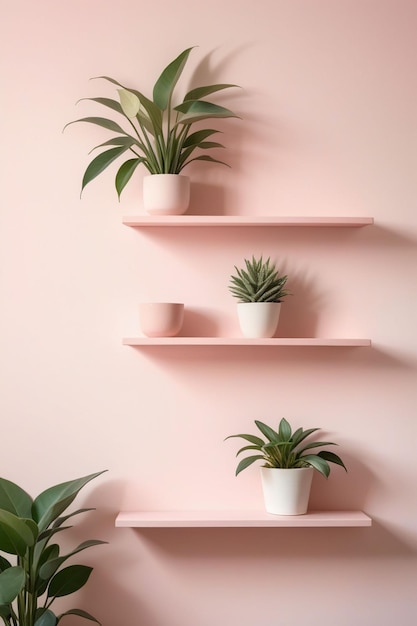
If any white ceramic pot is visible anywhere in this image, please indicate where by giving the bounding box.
[139,302,184,337]
[143,174,190,215]
[237,302,282,338]
[260,467,314,515]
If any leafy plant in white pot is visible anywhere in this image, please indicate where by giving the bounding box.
[229,256,290,338]
[65,47,240,214]
[226,418,347,515]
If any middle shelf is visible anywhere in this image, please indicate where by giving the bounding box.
[123,337,371,347]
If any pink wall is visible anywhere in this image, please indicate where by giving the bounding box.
[1,1,416,624]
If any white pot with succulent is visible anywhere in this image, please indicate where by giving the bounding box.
[226,417,347,515]
[65,47,240,215]
[229,256,290,338]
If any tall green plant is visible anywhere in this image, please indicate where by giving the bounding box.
[0,471,107,626]
[64,47,240,198]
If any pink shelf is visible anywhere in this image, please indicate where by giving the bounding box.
[115,510,372,528]
[122,216,373,228]
[123,337,371,347]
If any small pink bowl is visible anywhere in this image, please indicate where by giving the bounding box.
[139,302,184,337]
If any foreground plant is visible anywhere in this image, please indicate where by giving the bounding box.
[226,418,347,477]
[229,256,290,303]
[0,471,107,626]
[65,47,240,198]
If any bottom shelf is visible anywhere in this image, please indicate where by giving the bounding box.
[115,510,372,528]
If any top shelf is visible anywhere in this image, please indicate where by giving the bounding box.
[122,216,374,228]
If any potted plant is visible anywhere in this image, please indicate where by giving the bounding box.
[229,256,290,338]
[0,471,107,626]
[65,47,240,214]
[226,418,347,515]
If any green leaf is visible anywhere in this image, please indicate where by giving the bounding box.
[34,609,57,626]
[39,540,107,581]
[53,508,95,529]
[0,478,33,517]
[115,158,145,199]
[298,441,336,454]
[182,129,220,148]
[0,605,12,619]
[301,455,331,478]
[0,509,35,555]
[0,555,12,572]
[235,445,263,457]
[47,565,93,599]
[77,97,123,115]
[89,136,138,152]
[278,418,292,441]
[57,609,101,625]
[255,420,279,443]
[64,117,127,135]
[153,47,193,111]
[0,566,25,604]
[225,433,265,446]
[32,472,106,533]
[175,100,239,124]
[183,83,239,101]
[235,455,265,476]
[317,450,347,472]
[179,155,230,171]
[81,148,130,194]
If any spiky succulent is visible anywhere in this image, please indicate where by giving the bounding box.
[226,417,347,478]
[229,256,290,303]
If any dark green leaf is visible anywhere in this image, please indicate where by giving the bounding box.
[47,565,93,599]
[180,155,230,171]
[0,605,12,619]
[183,84,239,102]
[175,100,239,124]
[64,117,126,135]
[317,450,347,472]
[153,48,193,111]
[255,420,278,443]
[52,509,94,529]
[235,455,265,476]
[115,158,145,199]
[0,555,11,572]
[89,136,138,153]
[278,418,292,441]
[81,148,130,194]
[182,129,220,148]
[0,478,33,517]
[34,609,57,626]
[301,455,330,478]
[77,97,123,115]
[225,433,265,446]
[0,566,25,604]
[0,510,35,555]
[39,540,107,581]
[32,472,106,533]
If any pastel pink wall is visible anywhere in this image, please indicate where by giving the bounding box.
[1,1,416,625]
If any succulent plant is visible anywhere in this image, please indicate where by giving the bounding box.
[229,256,290,303]
[226,417,347,478]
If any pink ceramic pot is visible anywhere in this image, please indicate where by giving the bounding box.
[139,302,184,337]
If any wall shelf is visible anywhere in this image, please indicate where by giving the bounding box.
[115,510,372,528]
[122,215,374,228]
[123,337,371,347]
